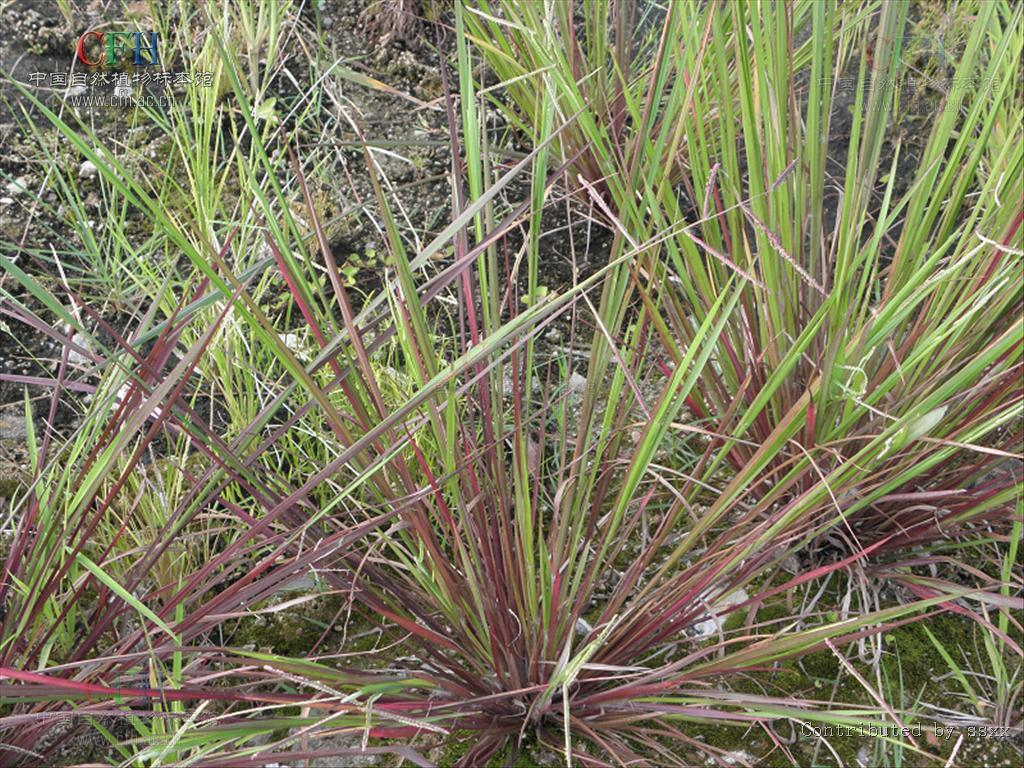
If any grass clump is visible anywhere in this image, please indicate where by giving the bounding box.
[0,1,1020,766]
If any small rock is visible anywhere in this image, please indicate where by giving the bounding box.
[114,382,163,421]
[0,197,13,207]
[0,408,29,441]
[545,326,563,344]
[78,160,98,179]
[719,751,754,766]
[64,85,87,98]
[503,369,542,396]
[68,333,91,365]
[568,372,587,394]
[283,731,379,767]
[690,588,749,639]
[280,332,303,354]
[5,177,29,196]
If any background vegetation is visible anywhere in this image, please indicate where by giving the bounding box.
[0,0,1020,766]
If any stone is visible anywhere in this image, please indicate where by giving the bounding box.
[690,588,749,639]
[68,333,91,365]
[718,751,754,766]
[5,177,29,196]
[280,333,306,360]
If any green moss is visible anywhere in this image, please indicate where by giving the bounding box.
[879,613,976,687]
[230,593,346,656]
[683,599,1003,766]
[0,476,24,499]
[431,730,476,767]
